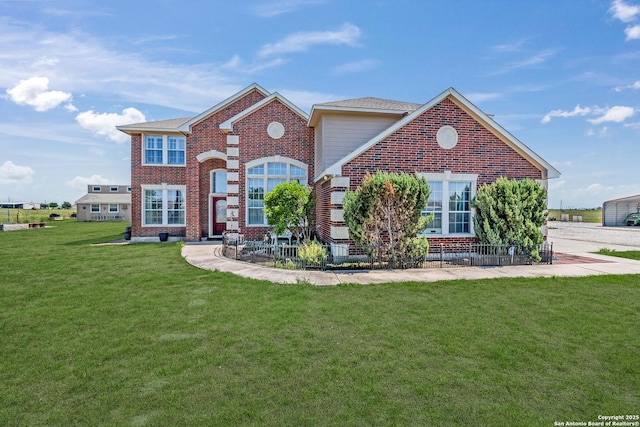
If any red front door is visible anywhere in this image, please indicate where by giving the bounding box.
[212,197,227,235]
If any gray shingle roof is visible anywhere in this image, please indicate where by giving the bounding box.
[118,117,194,131]
[315,97,421,112]
[75,193,132,205]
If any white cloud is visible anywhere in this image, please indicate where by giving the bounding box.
[66,175,114,193]
[614,80,640,91]
[625,24,640,39]
[610,0,640,23]
[588,106,635,124]
[541,105,591,124]
[331,59,380,74]
[491,48,561,75]
[5,76,74,112]
[252,0,326,17]
[75,107,145,144]
[0,161,35,185]
[259,23,361,57]
[0,22,242,112]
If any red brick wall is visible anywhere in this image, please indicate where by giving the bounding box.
[231,99,314,240]
[130,89,269,240]
[129,133,188,238]
[185,89,268,241]
[324,97,544,252]
[343,98,543,185]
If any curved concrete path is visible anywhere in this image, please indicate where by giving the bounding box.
[182,222,640,285]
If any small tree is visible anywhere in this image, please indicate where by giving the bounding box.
[49,202,58,209]
[472,177,548,261]
[343,171,431,263]
[61,201,72,209]
[264,181,315,243]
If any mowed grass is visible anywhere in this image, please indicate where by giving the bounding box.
[597,248,640,261]
[1,222,639,426]
[548,208,602,223]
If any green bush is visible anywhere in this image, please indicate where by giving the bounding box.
[298,240,328,266]
[343,171,431,262]
[472,177,547,261]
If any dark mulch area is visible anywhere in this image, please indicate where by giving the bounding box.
[552,252,612,265]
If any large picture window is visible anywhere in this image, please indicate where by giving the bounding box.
[142,186,186,226]
[144,135,185,166]
[420,173,476,235]
[246,157,308,226]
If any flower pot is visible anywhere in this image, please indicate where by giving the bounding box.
[159,232,169,242]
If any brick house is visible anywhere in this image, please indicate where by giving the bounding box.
[117,84,559,251]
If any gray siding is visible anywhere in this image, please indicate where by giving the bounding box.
[316,114,399,175]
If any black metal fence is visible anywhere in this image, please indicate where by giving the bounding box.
[222,234,553,271]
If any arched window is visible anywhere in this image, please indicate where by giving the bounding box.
[246,157,308,226]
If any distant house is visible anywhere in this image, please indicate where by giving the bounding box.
[117,83,560,249]
[602,194,640,226]
[75,185,131,222]
[0,202,39,209]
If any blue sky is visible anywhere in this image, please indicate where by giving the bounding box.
[1,0,639,208]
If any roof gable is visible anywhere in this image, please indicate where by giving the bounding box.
[219,92,309,132]
[318,87,560,180]
[308,96,420,127]
[179,83,270,132]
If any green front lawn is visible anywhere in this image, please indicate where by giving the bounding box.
[1,221,638,426]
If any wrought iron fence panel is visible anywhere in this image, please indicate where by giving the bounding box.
[222,237,553,270]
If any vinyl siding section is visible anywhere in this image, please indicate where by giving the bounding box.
[316,113,400,175]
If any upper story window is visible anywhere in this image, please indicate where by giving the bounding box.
[92,186,101,192]
[420,173,477,235]
[110,186,119,192]
[246,157,308,226]
[144,135,185,166]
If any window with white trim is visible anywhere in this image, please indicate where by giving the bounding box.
[142,186,186,226]
[246,157,308,226]
[211,170,227,194]
[109,204,119,213]
[90,204,100,213]
[144,135,186,166]
[420,173,476,235]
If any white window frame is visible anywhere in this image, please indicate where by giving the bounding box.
[110,186,119,192]
[210,169,228,195]
[418,172,477,236]
[92,186,101,192]
[245,156,308,227]
[141,184,187,227]
[108,204,119,213]
[142,134,186,166]
[90,203,100,213]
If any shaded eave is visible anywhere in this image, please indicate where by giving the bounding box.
[307,98,421,127]
[315,87,561,182]
[116,117,193,135]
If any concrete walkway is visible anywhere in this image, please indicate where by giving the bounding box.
[181,222,640,285]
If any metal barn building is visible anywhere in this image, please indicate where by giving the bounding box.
[602,194,640,226]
